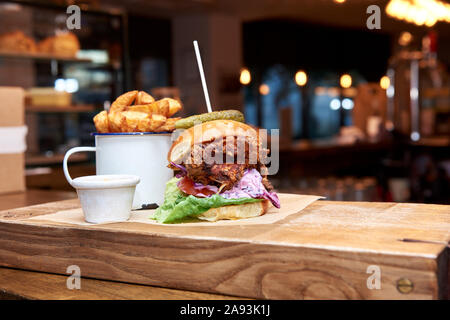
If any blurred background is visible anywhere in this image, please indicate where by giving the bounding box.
[0,0,449,204]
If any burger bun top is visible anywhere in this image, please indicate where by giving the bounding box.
[168,120,259,164]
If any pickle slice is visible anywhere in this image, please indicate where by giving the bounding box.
[175,110,245,129]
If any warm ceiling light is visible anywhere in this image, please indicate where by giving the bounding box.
[386,0,450,27]
[239,68,251,85]
[259,84,270,95]
[334,0,346,3]
[340,74,352,89]
[295,70,307,86]
[380,76,390,90]
[398,31,413,46]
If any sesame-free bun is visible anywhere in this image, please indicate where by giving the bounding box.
[168,120,259,164]
[197,200,269,222]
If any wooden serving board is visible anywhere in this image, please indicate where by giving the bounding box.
[0,194,448,300]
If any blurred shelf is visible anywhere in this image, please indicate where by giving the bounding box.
[25,104,97,113]
[409,136,450,147]
[80,62,121,70]
[26,152,89,166]
[0,50,92,63]
[280,138,393,155]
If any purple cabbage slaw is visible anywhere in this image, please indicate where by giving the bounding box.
[220,169,280,208]
[170,162,280,208]
[170,162,187,178]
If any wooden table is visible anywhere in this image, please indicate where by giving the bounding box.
[1,190,448,300]
[0,190,242,300]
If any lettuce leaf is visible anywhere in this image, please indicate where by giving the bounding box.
[153,177,261,224]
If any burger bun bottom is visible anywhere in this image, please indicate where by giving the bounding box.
[197,200,269,222]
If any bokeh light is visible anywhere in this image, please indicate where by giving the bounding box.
[259,84,270,95]
[342,98,354,110]
[295,70,308,86]
[380,76,390,90]
[330,98,341,110]
[398,31,413,46]
[239,68,251,85]
[386,0,450,27]
[340,74,352,89]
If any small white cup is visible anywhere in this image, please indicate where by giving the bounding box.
[65,173,140,224]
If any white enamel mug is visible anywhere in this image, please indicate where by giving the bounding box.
[63,133,173,209]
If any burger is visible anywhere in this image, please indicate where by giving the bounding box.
[153,119,280,223]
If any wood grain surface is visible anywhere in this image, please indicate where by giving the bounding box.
[0,190,76,211]
[0,196,448,300]
[0,267,243,300]
[0,190,244,300]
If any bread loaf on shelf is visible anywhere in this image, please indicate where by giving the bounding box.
[37,32,80,57]
[0,30,37,53]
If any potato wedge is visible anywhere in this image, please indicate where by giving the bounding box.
[148,113,167,131]
[157,99,170,117]
[146,101,162,115]
[122,111,151,132]
[108,111,126,132]
[128,104,152,114]
[93,90,182,133]
[155,117,181,132]
[135,91,154,105]
[93,110,109,133]
[148,98,182,117]
[165,98,183,117]
[109,90,138,113]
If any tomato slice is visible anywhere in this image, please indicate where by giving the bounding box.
[177,176,218,198]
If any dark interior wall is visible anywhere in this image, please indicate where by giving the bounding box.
[126,16,448,90]
[243,19,392,82]
[128,15,172,89]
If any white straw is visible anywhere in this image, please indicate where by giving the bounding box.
[193,40,212,113]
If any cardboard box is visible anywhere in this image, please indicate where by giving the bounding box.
[0,87,26,194]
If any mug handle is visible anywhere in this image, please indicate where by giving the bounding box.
[63,146,96,186]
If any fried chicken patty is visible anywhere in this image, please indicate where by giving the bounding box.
[174,137,273,191]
